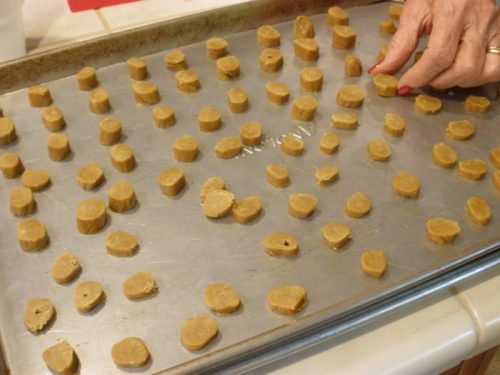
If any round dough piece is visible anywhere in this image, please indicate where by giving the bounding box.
[360,249,387,278]
[260,48,283,73]
[268,285,307,315]
[77,163,105,190]
[446,120,475,141]
[414,50,424,64]
[175,69,201,92]
[108,180,137,213]
[24,298,55,333]
[345,54,362,77]
[367,139,392,162]
[127,57,147,80]
[74,280,105,312]
[181,316,218,350]
[327,6,349,26]
[292,95,318,121]
[52,252,81,284]
[227,87,248,113]
[0,152,24,178]
[464,95,490,113]
[17,219,48,251]
[426,218,461,244]
[493,170,500,190]
[293,38,319,61]
[377,43,389,62]
[10,186,35,216]
[232,195,262,224]
[336,85,366,108]
[200,177,225,202]
[47,133,70,161]
[123,271,157,300]
[41,107,65,131]
[266,164,289,188]
[132,81,160,105]
[99,117,122,145]
[372,73,398,97]
[294,15,315,38]
[415,94,442,114]
[388,3,403,19]
[265,81,290,104]
[432,142,457,168]
[384,113,406,136]
[77,66,98,90]
[216,55,240,81]
[153,105,176,128]
[106,231,139,257]
[203,189,235,218]
[345,192,371,218]
[315,166,339,186]
[321,222,351,250]
[458,159,488,180]
[490,147,500,169]
[300,67,323,92]
[288,193,317,219]
[42,341,79,375]
[320,132,340,154]
[89,89,111,114]
[173,134,199,162]
[332,25,356,49]
[240,121,263,146]
[112,337,150,368]
[76,199,107,234]
[204,283,241,313]
[164,49,188,71]
[332,112,358,130]
[0,117,17,145]
[281,134,304,156]
[28,85,52,107]
[110,144,136,173]
[22,169,50,191]
[198,107,222,132]
[465,196,491,225]
[392,171,420,198]
[215,136,242,159]
[263,232,298,257]
[157,167,185,196]
[379,19,397,34]
[257,25,280,47]
[206,37,228,59]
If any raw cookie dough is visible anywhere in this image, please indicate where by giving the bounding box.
[215,136,242,159]
[300,67,323,92]
[367,139,392,162]
[216,55,240,81]
[232,195,262,224]
[415,94,442,114]
[200,177,225,202]
[0,117,17,145]
[181,316,218,350]
[263,232,298,257]
[336,85,366,108]
[320,132,340,154]
[268,285,307,315]
[446,120,475,140]
[89,89,111,114]
[432,142,457,168]
[157,167,185,196]
[203,189,235,218]
[345,192,371,218]
[360,249,387,278]
[292,95,318,121]
[331,112,358,130]
[112,337,150,368]
[465,196,491,225]
[123,271,157,299]
[74,281,105,312]
[0,152,24,178]
[288,193,318,218]
[132,81,160,105]
[260,48,283,73]
[106,231,139,256]
[227,87,248,113]
[266,164,289,187]
[173,134,199,162]
[414,50,424,64]
[108,180,137,213]
[41,107,65,131]
[388,3,403,19]
[332,25,356,49]
[42,341,79,375]
[458,159,487,180]
[175,69,201,92]
[321,222,351,250]
[47,133,71,161]
[265,81,290,104]
[206,37,228,59]
[77,66,98,91]
[240,121,263,146]
[76,199,107,234]
[198,107,222,132]
[99,117,122,145]
[426,218,461,244]
[127,57,147,80]
[77,163,104,190]
[315,166,339,186]
[464,95,490,113]
[493,170,500,190]
[293,38,319,61]
[345,54,362,77]
[52,252,81,284]
[372,73,398,96]
[327,6,349,26]
[294,15,315,38]
[377,43,388,62]
[204,283,241,313]
[28,85,53,107]
[281,134,304,156]
[379,19,397,34]
[392,171,420,198]
[10,186,35,216]
[17,219,48,251]
[164,49,188,71]
[110,144,136,173]
[153,105,176,128]
[22,169,50,191]
[257,25,281,47]
[490,147,500,168]
[384,113,406,136]
[24,298,55,333]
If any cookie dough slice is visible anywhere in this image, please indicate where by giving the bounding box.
[458,159,487,180]
[379,19,397,35]
[153,105,176,128]
[490,147,500,168]
[426,218,460,244]
[74,281,105,312]
[384,113,406,136]
[232,195,262,224]
[268,285,307,315]
[327,6,349,26]
[493,170,500,190]
[0,117,17,145]
[173,135,199,162]
[47,133,71,161]
[42,341,79,375]
[112,337,150,368]
[315,166,339,186]
[108,180,137,213]
[288,193,317,218]
[132,82,160,105]
[41,107,65,131]
[106,231,139,256]
[77,199,107,234]
[377,43,389,62]
[300,67,323,92]
[24,298,55,333]
[216,55,240,81]
[0,152,24,178]
[465,196,491,225]
[263,232,298,257]
[345,54,362,77]
[392,171,420,198]
[388,3,403,20]
[432,142,457,168]
[464,95,490,113]
[281,134,304,156]
[215,136,242,159]
[123,271,157,299]
[446,120,475,140]
[28,85,52,107]
[240,121,263,146]
[266,164,289,187]
[199,107,222,132]
[10,186,35,216]
[77,163,104,190]
[164,49,188,71]
[332,112,358,130]
[227,87,248,113]
[17,219,48,251]
[175,69,201,92]
[203,189,235,218]
[321,222,351,250]
[77,66,98,90]
[22,169,50,191]
[294,15,315,38]
[200,177,225,202]
[127,57,147,80]
[206,37,228,59]
[260,48,283,73]
[367,139,392,162]
[89,89,111,114]
[332,25,356,49]
[52,252,81,284]
[415,94,442,114]
[336,85,366,108]
[320,132,340,154]
[292,95,318,121]
[345,192,371,218]
[158,168,186,196]
[204,283,241,313]
[293,38,319,61]
[372,73,398,96]
[181,316,218,350]
[360,249,387,278]
[257,25,281,47]
[265,81,290,104]
[99,117,122,145]
[110,144,136,173]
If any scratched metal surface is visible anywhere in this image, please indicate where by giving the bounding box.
[0,3,499,374]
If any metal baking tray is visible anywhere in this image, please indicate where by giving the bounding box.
[0,1,499,374]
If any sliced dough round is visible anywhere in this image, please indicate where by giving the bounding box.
[111,337,150,368]
[288,193,317,218]
[281,134,304,156]
[127,57,147,80]
[265,81,290,104]
[106,231,139,256]
[291,95,318,121]
[300,67,323,92]
[175,69,201,92]
[173,134,199,162]
[77,163,104,190]
[360,249,387,278]
[22,169,50,191]
[203,189,235,218]
[28,85,53,107]
[380,19,397,34]
[77,66,98,90]
[41,107,65,131]
[266,164,289,188]
[42,341,79,375]
[132,81,160,105]
[157,167,186,196]
[336,85,366,108]
[293,38,319,61]
[200,177,225,202]
[216,55,240,81]
[99,117,122,145]
[89,88,111,114]
[227,87,248,113]
[257,25,281,47]
[240,121,263,146]
[493,170,500,190]
[206,37,228,59]
[17,219,48,251]
[332,25,356,49]
[345,192,371,218]
[327,6,349,26]
[74,280,105,312]
[415,94,442,114]
[332,112,358,130]
[315,166,339,186]
[0,152,24,179]
[123,271,157,300]
[446,120,475,140]
[294,15,315,38]
[367,139,391,162]
[490,147,500,168]
[24,298,55,332]
[153,105,176,128]
[392,171,420,198]
[181,316,218,350]
[458,159,488,180]
[465,197,491,225]
[377,43,389,62]
[344,54,362,77]
[268,285,307,315]
[76,199,107,234]
[384,113,406,136]
[263,232,298,257]
[108,180,137,213]
[372,73,398,96]
[388,3,403,19]
[260,48,283,73]
[204,283,241,313]
[232,195,262,224]
[464,95,490,113]
[46,133,70,161]
[0,117,17,145]
[320,132,340,154]
[426,218,460,244]
[10,186,35,216]
[321,222,351,250]
[432,143,457,168]
[52,252,81,284]
[110,144,136,173]
[215,136,242,159]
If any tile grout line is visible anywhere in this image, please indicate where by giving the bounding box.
[451,286,483,349]
[95,9,113,34]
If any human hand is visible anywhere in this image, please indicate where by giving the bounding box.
[369,0,500,94]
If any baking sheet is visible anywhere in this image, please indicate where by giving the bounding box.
[0,2,499,374]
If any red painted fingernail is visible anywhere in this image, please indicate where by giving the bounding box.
[398,86,413,96]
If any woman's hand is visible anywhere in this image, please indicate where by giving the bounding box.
[369,0,500,94]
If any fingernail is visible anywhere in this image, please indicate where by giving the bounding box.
[398,86,413,96]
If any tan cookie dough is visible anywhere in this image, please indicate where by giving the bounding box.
[110,144,136,173]
[181,316,218,350]
[388,3,403,19]
[268,285,307,315]
[108,180,137,213]
[132,82,160,105]
[332,25,356,49]
[294,15,315,38]
[426,218,461,244]
[0,152,24,178]
[41,107,65,131]
[0,106,2,117]
[206,37,228,59]
[77,163,104,190]
[89,89,111,114]
[458,159,487,180]
[332,112,358,130]
[465,196,491,225]
[288,193,317,219]
[232,195,262,224]
[446,120,475,140]
[127,57,147,80]
[215,136,242,159]
[10,186,35,216]
[384,113,406,136]
[216,55,240,81]
[203,189,235,218]
[414,50,424,64]
[153,105,176,128]
[157,168,185,196]
[315,166,339,186]
[22,169,50,191]
[106,231,139,256]
[293,38,319,61]
[493,170,500,190]
[173,134,199,162]
[76,199,107,234]
[361,249,387,278]
[379,19,397,35]
[47,133,70,161]
[227,87,248,113]
[265,81,290,104]
[263,232,298,257]
[164,50,188,71]
[292,95,318,121]
[99,117,122,145]
[377,43,389,62]
[320,132,340,154]
[199,107,222,132]
[204,283,241,313]
[123,271,157,299]
[257,25,281,47]
[464,95,490,113]
[490,147,500,168]
[28,85,52,107]
[52,253,81,284]
[24,298,55,333]
[0,117,17,145]
[260,48,283,73]
[392,171,420,198]
[327,6,349,26]
[266,164,289,188]
[200,177,225,202]
[77,66,98,91]
[345,54,362,77]
[42,341,79,375]
[240,121,263,146]
[432,142,457,168]
[415,94,442,114]
[345,192,371,218]
[336,85,366,108]
[281,134,304,156]
[175,69,201,92]
[373,73,398,96]
[367,139,392,162]
[321,222,351,250]
[17,219,48,251]
[300,67,323,92]
[112,337,150,368]
[74,281,105,312]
